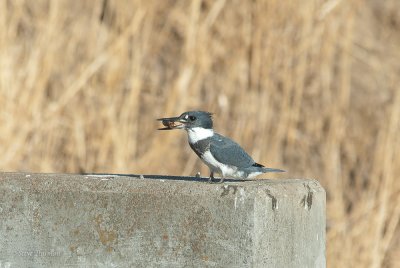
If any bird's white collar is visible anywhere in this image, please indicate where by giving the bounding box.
[187,127,214,144]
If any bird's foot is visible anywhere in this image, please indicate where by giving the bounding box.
[208,176,225,184]
[208,172,215,183]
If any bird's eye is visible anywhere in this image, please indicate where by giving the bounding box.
[189,115,196,121]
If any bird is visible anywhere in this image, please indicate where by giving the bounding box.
[157,111,285,183]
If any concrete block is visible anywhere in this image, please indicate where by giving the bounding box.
[0,173,325,267]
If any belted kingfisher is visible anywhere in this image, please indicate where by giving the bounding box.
[158,111,285,183]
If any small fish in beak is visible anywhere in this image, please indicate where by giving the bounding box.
[157,116,185,130]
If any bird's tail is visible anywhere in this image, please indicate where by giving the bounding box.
[261,167,285,173]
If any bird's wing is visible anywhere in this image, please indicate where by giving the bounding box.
[210,133,255,168]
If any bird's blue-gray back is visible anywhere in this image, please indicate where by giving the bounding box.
[209,133,255,168]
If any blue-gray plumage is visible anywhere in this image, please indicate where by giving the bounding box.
[158,111,284,182]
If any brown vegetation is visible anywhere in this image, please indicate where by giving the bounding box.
[0,0,399,266]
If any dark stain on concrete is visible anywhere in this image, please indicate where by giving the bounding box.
[265,189,278,211]
[94,214,118,249]
[220,185,238,197]
[300,183,313,210]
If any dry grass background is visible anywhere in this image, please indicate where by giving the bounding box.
[0,0,399,266]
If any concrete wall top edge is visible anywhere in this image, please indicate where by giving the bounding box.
[0,172,324,198]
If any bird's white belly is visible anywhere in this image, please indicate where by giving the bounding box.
[201,150,246,178]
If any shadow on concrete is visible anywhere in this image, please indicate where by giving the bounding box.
[82,173,252,183]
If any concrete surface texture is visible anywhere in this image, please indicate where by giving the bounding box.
[0,173,325,267]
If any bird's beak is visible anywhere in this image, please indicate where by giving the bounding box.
[157,116,187,130]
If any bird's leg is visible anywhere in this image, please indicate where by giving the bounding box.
[218,177,225,183]
[208,171,214,183]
